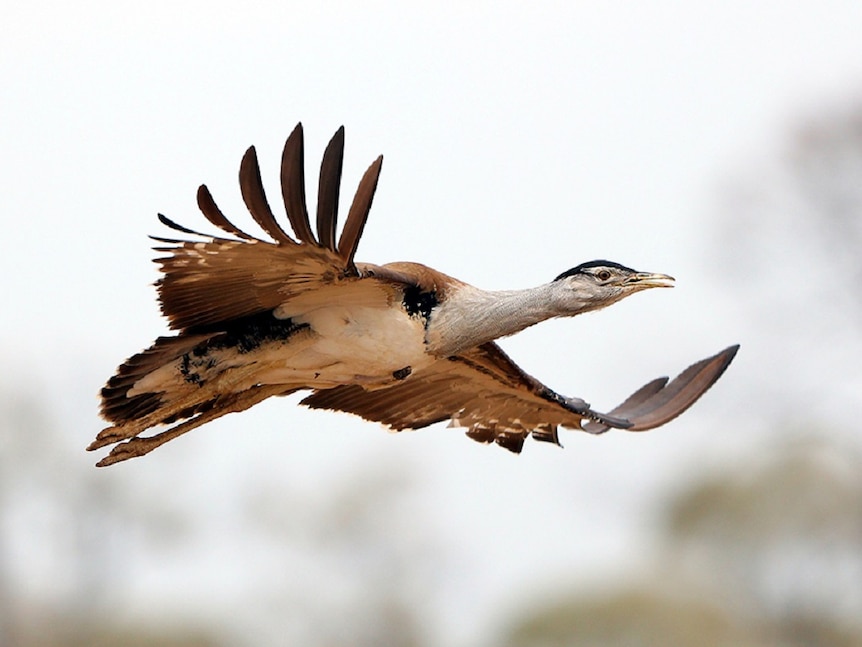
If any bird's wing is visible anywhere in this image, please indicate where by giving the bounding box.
[301,343,739,452]
[580,344,739,433]
[152,123,385,331]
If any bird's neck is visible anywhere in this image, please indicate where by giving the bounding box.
[425,283,571,356]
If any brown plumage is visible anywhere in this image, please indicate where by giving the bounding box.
[91,124,738,467]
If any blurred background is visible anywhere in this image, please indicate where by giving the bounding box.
[2,2,862,645]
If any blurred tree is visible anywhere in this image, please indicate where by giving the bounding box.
[708,97,862,429]
[499,587,758,647]
[788,104,862,296]
[715,99,862,315]
[1,368,438,647]
[500,96,862,647]
[499,437,862,647]
[664,438,862,646]
[0,380,222,647]
[15,615,219,647]
[241,466,432,647]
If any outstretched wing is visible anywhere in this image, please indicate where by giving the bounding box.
[581,344,739,433]
[301,344,739,452]
[153,123,384,332]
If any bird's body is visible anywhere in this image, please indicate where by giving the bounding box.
[91,124,738,466]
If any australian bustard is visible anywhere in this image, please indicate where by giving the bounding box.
[91,124,738,466]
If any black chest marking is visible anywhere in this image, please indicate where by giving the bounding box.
[214,311,307,354]
[402,285,438,323]
[180,311,309,386]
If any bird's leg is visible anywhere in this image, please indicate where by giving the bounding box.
[559,396,632,433]
[96,417,206,467]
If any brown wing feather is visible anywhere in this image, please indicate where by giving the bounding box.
[582,345,739,433]
[301,342,608,452]
[239,146,297,245]
[280,123,316,244]
[339,155,383,267]
[316,126,345,251]
[154,240,345,331]
[196,184,257,240]
[153,125,385,331]
[302,344,738,452]
[155,212,217,238]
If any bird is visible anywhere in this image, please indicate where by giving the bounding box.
[90,124,739,467]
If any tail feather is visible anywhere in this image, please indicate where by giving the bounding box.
[93,355,261,450]
[94,335,297,464]
[94,311,316,465]
[100,333,216,425]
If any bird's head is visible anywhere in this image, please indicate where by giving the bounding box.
[551,260,674,314]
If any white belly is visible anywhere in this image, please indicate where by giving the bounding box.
[255,305,433,387]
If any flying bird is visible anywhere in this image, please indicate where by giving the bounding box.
[91,124,738,466]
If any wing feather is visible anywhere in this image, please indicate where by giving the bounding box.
[154,240,345,330]
[196,184,257,240]
[153,125,386,331]
[338,155,383,267]
[155,212,216,238]
[280,123,316,244]
[302,344,738,452]
[582,345,739,433]
[301,343,599,451]
[239,146,297,245]
[316,126,345,251]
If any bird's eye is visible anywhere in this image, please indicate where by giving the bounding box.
[596,270,612,281]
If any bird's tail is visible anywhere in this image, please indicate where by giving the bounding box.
[91,334,294,466]
[99,333,216,427]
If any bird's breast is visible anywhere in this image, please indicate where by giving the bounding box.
[257,302,435,387]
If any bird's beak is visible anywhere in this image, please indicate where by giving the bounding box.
[624,272,675,289]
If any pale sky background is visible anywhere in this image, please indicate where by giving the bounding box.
[2,2,862,645]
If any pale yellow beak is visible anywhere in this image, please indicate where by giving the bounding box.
[623,272,675,289]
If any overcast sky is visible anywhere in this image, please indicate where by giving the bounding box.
[3,2,862,644]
